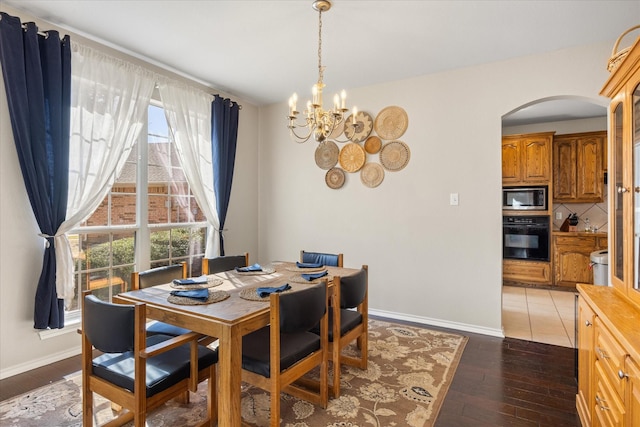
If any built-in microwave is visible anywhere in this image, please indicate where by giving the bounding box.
[502,186,547,211]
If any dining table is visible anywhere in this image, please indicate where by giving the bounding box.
[113,261,359,427]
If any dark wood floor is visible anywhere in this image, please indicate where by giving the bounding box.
[0,321,579,427]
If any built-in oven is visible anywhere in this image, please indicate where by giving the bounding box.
[503,215,550,262]
[502,186,547,211]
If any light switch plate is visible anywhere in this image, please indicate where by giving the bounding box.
[450,193,459,206]
[556,211,562,220]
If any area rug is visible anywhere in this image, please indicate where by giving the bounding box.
[0,319,467,427]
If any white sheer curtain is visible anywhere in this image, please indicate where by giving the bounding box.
[157,81,220,258]
[54,42,156,303]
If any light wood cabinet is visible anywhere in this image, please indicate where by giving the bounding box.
[553,131,607,203]
[502,132,553,185]
[553,234,607,288]
[577,298,596,426]
[502,259,551,285]
[576,36,640,427]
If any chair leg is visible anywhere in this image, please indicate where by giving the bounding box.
[331,343,341,398]
[175,390,190,404]
[207,365,217,425]
[270,381,281,427]
[83,390,93,427]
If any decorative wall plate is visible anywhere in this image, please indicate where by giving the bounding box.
[360,162,385,188]
[364,136,382,154]
[329,119,345,141]
[325,167,346,189]
[375,106,408,140]
[344,111,373,143]
[339,142,366,172]
[314,140,339,170]
[379,140,410,171]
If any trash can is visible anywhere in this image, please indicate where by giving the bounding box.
[590,250,608,286]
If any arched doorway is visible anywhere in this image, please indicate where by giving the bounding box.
[501,96,607,347]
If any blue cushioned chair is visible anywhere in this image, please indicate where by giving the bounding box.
[241,281,329,427]
[81,292,218,427]
[300,250,343,267]
[202,252,249,274]
[131,263,192,337]
[315,265,368,397]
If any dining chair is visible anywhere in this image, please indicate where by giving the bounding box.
[321,264,368,397]
[300,250,343,267]
[81,291,218,427]
[131,263,192,338]
[241,281,329,427]
[202,252,249,274]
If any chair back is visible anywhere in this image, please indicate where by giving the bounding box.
[134,263,186,289]
[279,281,327,333]
[339,266,368,309]
[83,294,136,353]
[203,253,248,274]
[300,250,343,267]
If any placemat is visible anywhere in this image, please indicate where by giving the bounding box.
[285,266,326,273]
[288,274,333,284]
[234,266,276,276]
[167,289,230,305]
[170,277,223,290]
[239,286,294,301]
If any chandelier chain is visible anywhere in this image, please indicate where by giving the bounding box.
[318,8,323,83]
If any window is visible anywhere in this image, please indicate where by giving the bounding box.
[68,103,207,310]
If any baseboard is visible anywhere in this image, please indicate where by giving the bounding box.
[369,308,505,338]
[0,346,81,380]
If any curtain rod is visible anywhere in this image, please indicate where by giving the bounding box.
[214,94,242,110]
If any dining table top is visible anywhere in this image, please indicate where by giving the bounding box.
[114,261,359,327]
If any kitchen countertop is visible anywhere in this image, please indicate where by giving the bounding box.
[552,231,607,237]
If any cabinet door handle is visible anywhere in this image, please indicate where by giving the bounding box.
[596,346,609,359]
[617,186,629,193]
[618,369,629,380]
[595,395,610,411]
[585,320,592,327]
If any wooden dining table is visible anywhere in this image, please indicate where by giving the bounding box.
[113,261,359,427]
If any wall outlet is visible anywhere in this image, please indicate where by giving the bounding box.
[450,193,459,206]
[556,211,563,220]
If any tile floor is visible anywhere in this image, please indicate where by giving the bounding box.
[502,285,577,348]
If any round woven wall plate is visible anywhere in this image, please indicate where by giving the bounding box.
[325,167,345,189]
[339,142,366,172]
[360,162,385,188]
[315,140,339,170]
[329,119,345,140]
[375,106,408,140]
[379,140,410,171]
[344,111,373,143]
[364,136,382,154]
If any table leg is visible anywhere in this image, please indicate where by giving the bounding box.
[217,324,243,427]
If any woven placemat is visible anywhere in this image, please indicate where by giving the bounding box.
[234,266,276,276]
[285,266,326,273]
[167,289,230,305]
[170,277,223,290]
[239,286,295,301]
[288,274,333,284]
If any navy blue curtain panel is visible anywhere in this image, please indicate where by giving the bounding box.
[0,12,71,329]
[211,95,240,256]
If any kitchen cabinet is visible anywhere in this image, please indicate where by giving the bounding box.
[553,233,607,288]
[577,297,595,426]
[553,131,607,203]
[502,132,554,185]
[577,285,640,427]
[502,259,551,285]
[576,36,640,427]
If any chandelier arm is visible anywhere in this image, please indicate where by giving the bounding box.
[289,126,314,143]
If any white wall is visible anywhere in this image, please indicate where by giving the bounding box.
[257,41,614,335]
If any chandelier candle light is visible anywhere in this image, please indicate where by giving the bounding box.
[288,0,356,143]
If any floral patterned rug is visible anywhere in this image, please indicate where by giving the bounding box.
[0,319,467,427]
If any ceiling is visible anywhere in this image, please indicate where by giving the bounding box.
[3,1,638,125]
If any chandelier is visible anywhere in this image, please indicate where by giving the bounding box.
[287,0,355,143]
